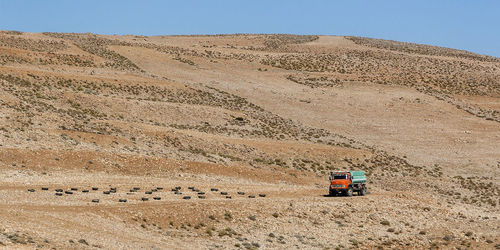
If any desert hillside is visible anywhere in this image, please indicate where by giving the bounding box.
[0,31,499,249]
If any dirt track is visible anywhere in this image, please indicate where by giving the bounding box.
[2,169,497,250]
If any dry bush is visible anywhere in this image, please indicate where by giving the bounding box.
[43,32,140,71]
[346,36,500,63]
[0,34,67,52]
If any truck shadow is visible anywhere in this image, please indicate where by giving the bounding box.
[322,191,371,197]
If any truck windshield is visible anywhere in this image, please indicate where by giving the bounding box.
[333,174,348,179]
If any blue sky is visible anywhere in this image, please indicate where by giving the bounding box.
[1,0,499,57]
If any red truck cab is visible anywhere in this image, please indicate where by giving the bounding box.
[329,171,367,197]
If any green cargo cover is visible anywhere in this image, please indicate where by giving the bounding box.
[350,171,366,184]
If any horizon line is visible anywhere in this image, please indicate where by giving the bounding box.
[2,29,498,59]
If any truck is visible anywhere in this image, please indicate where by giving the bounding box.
[328,171,367,196]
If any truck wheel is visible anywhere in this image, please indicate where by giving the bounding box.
[359,187,366,196]
[346,187,353,197]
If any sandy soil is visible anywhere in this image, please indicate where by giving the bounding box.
[0,31,499,249]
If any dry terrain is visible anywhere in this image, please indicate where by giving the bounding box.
[0,31,499,249]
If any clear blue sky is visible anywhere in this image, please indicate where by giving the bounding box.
[1,0,499,57]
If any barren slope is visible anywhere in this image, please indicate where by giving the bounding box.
[0,31,498,249]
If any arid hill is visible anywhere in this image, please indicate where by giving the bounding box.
[0,31,499,249]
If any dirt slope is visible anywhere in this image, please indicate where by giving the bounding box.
[0,31,499,249]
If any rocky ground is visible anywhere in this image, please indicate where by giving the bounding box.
[0,31,499,249]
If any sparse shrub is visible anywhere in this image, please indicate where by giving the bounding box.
[380,220,390,226]
[224,211,232,221]
[218,227,237,237]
